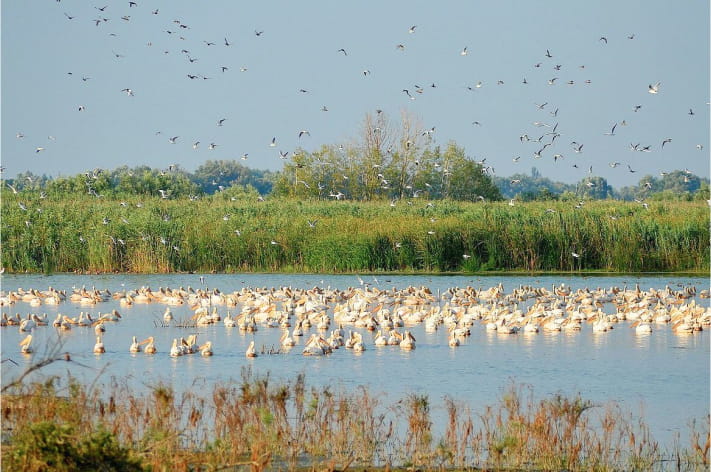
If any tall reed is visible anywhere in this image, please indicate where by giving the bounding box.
[2,191,708,273]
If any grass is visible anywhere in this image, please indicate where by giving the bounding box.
[1,370,709,471]
[1,190,708,273]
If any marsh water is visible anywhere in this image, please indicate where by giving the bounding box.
[1,273,709,448]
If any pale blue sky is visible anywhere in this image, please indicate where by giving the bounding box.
[2,1,709,188]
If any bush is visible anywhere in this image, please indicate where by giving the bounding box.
[6,421,144,472]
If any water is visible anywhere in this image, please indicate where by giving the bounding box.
[1,273,709,448]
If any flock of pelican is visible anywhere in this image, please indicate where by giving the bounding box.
[2,281,709,359]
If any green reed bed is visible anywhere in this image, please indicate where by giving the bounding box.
[1,369,708,471]
[1,191,708,273]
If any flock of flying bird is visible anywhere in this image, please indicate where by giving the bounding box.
[3,280,709,361]
[7,2,706,194]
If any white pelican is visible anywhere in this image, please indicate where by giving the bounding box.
[170,338,182,357]
[280,331,295,348]
[19,334,33,354]
[19,315,36,332]
[60,315,74,330]
[223,312,237,327]
[400,331,416,349]
[142,337,157,354]
[448,333,460,347]
[374,330,388,346]
[94,335,105,354]
[129,336,141,353]
[246,340,258,358]
[344,331,356,349]
[631,320,653,334]
[352,332,365,352]
[199,341,213,356]
[302,334,327,356]
[163,307,173,322]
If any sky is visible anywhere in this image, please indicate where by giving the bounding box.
[2,0,709,189]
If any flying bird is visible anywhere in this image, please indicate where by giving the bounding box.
[648,82,660,94]
[661,138,672,148]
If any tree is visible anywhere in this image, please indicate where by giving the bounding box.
[576,176,613,199]
[439,143,501,201]
[192,160,275,195]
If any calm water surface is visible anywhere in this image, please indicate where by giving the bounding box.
[1,273,709,447]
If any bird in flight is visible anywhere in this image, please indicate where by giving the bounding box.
[661,138,672,148]
[408,25,417,33]
[169,136,179,144]
[337,48,347,56]
[298,130,310,138]
[648,82,660,94]
[603,123,617,136]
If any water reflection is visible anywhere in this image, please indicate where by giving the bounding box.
[635,335,653,352]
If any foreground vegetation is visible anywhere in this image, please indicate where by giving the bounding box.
[2,368,709,471]
[1,191,708,273]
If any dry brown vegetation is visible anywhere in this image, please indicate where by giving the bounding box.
[2,366,709,471]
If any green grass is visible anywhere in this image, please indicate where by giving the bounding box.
[1,190,708,273]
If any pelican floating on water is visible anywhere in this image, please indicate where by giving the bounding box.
[129,335,141,353]
[143,337,157,354]
[246,340,258,358]
[199,341,213,356]
[20,334,33,354]
[94,335,105,354]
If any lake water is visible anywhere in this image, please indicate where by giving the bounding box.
[1,273,709,448]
